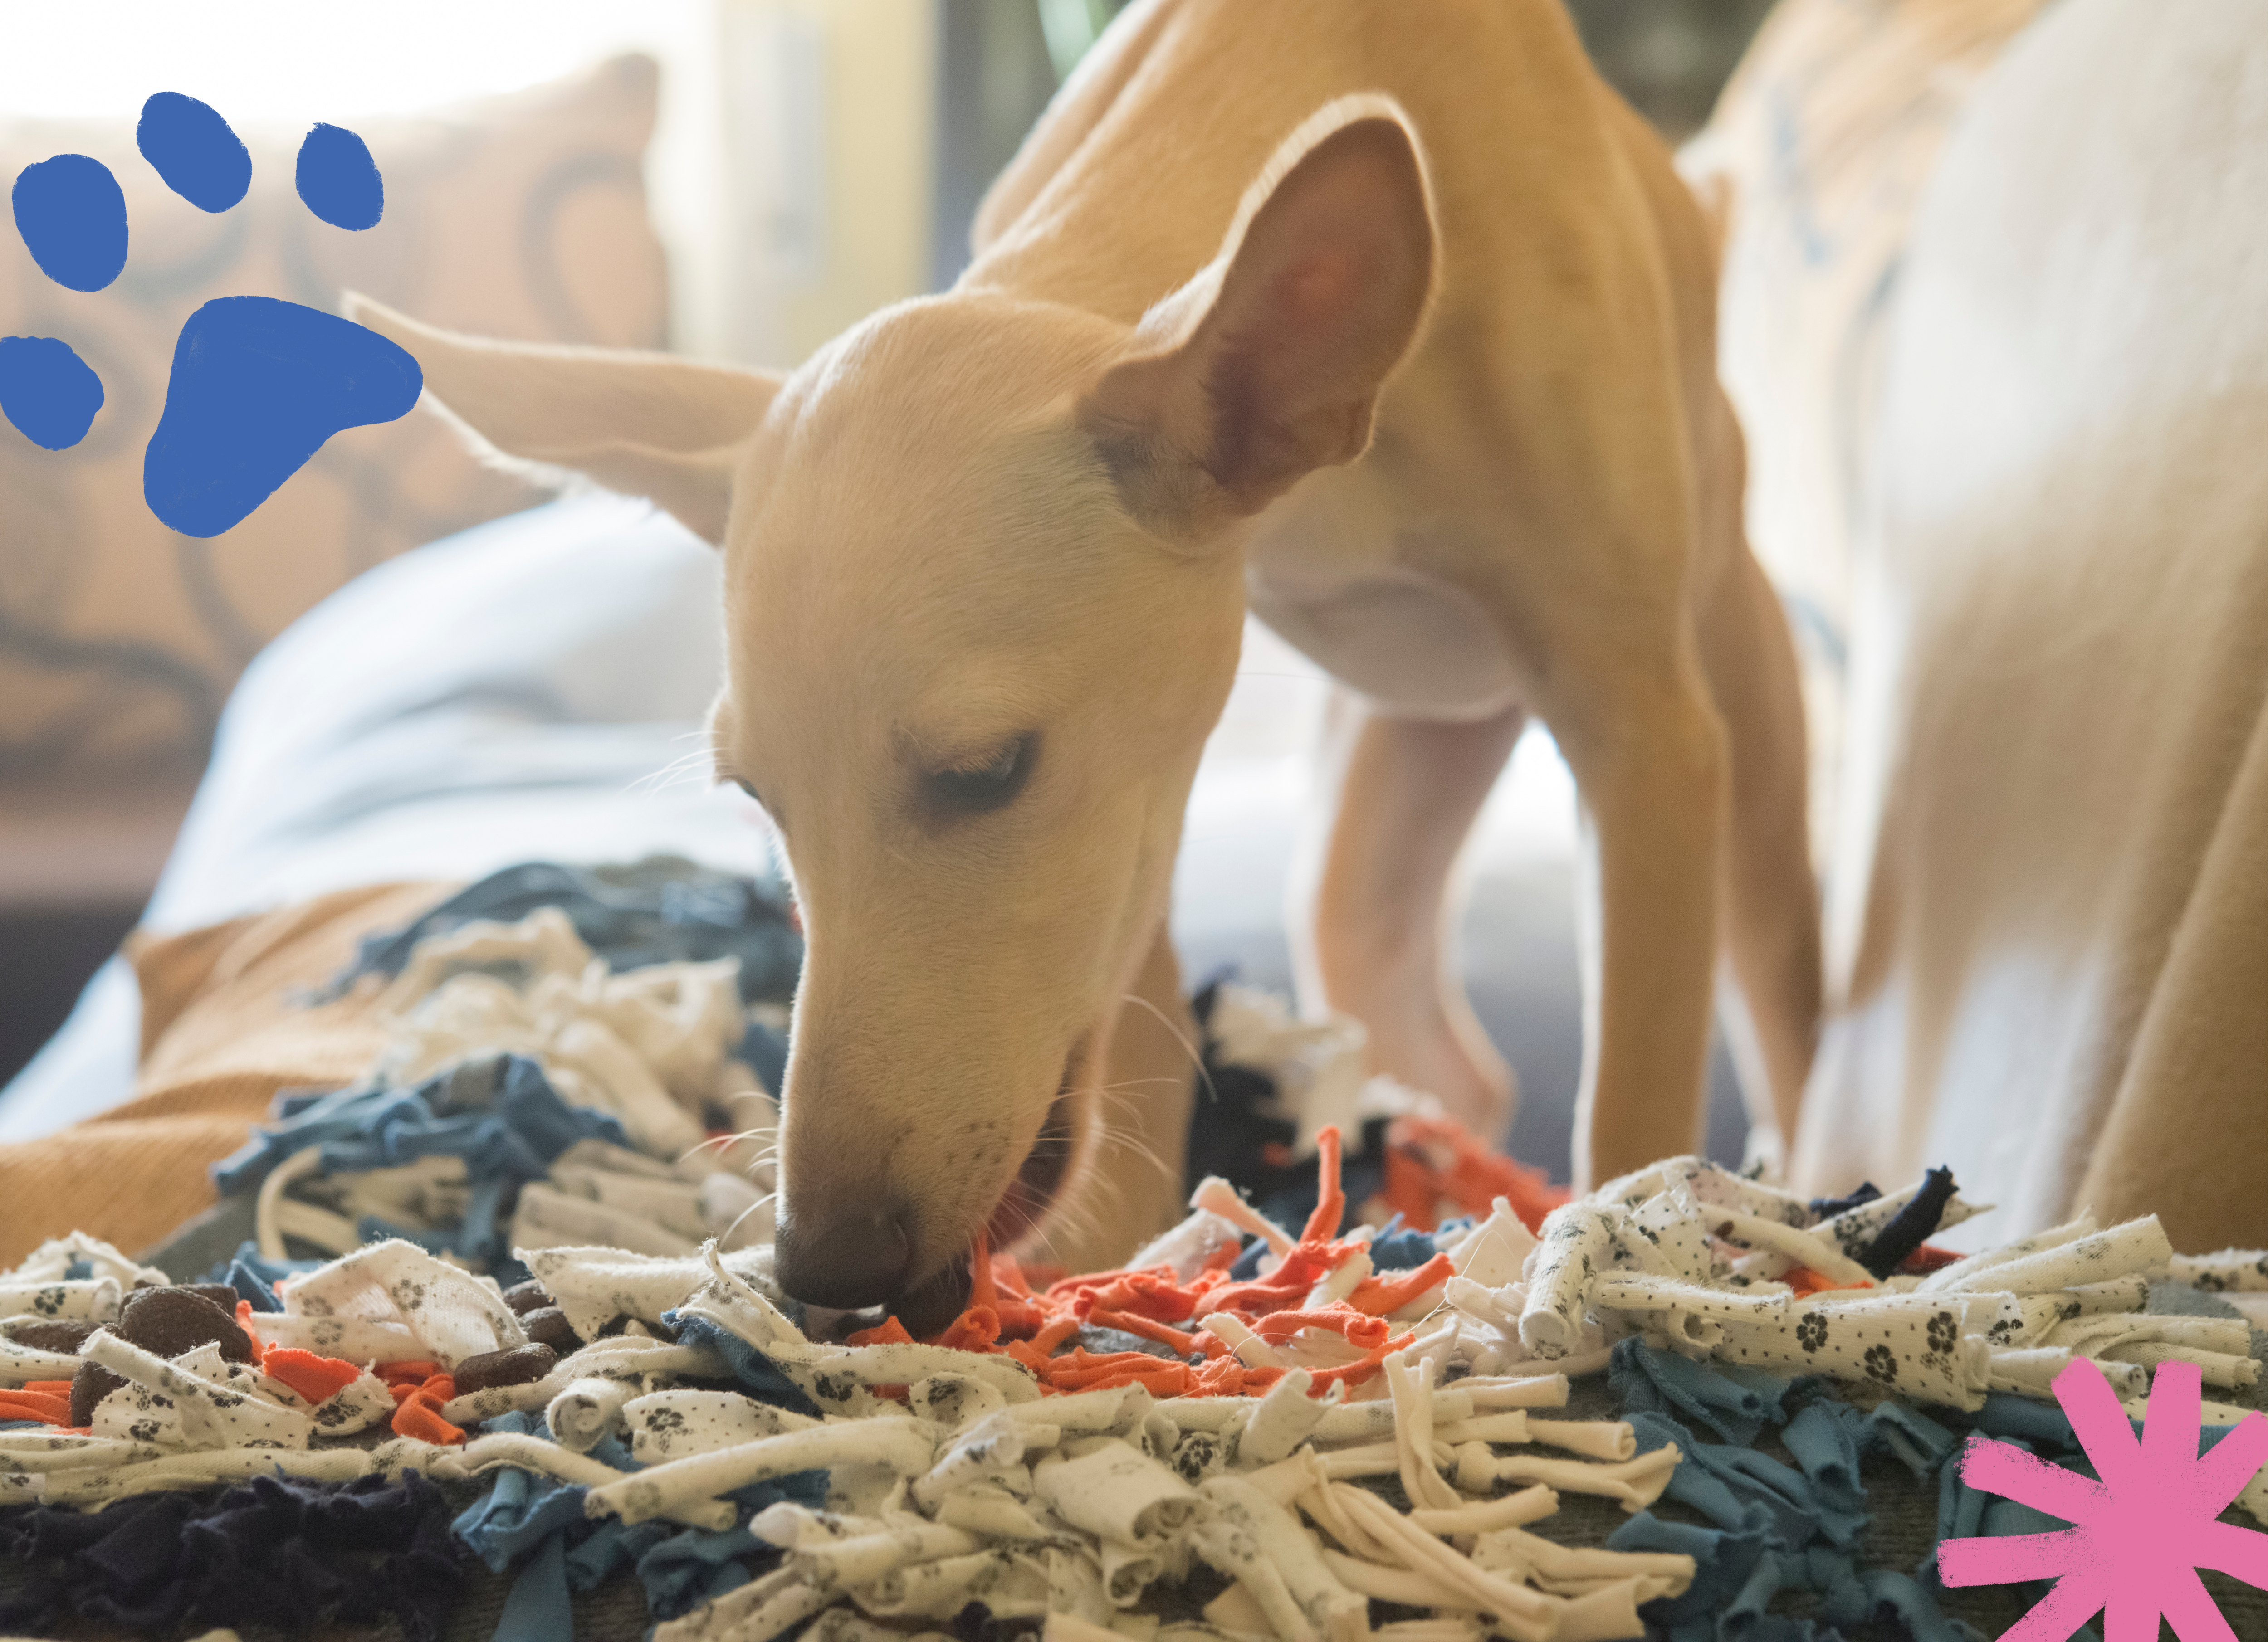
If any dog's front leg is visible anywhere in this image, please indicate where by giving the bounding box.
[1553,652,1728,1188]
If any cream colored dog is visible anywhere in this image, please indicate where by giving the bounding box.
[352,0,1819,1331]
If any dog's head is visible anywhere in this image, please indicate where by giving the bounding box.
[351,100,1434,1331]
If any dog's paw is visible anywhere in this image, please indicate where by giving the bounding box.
[2,94,421,535]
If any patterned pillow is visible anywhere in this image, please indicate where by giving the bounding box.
[0,55,669,776]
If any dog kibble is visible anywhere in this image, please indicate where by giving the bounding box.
[450,1342,557,1394]
[6,1318,95,1354]
[519,1306,582,1354]
[118,1287,255,1364]
[503,1279,556,1317]
[69,1361,125,1427]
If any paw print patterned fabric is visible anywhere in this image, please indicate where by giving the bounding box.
[1,1184,2263,1638]
[623,1389,816,1465]
[7,1232,170,1289]
[0,1278,122,1323]
[3,926,2263,1641]
[440,1334,728,1428]
[269,1239,526,1369]
[1437,1156,2253,1416]
[2171,1249,2268,1291]
[2167,1247,2268,1331]
[1702,1291,2008,1404]
[81,1332,314,1450]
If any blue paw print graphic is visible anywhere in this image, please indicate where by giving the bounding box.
[0,94,421,537]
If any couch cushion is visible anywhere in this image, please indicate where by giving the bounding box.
[0,54,668,775]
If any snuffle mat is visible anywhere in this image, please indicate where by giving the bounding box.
[2,863,2263,1642]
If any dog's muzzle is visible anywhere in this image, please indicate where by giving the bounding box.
[774,1047,1086,1338]
[772,1202,913,1313]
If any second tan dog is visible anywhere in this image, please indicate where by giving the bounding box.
[352,0,1819,1331]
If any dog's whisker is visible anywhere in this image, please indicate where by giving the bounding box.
[685,1127,772,1161]
[1114,991,1218,1107]
[627,742,731,797]
[1070,1107,1175,1192]
[631,747,721,784]
[718,1194,777,1247]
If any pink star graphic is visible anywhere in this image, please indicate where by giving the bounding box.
[1940,1356,2268,1641]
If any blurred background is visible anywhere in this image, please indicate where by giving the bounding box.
[0,0,1779,1167]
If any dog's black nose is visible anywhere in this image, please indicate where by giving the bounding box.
[773,1203,912,1311]
[891,1250,974,1339]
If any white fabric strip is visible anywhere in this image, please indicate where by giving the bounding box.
[1916,1215,2102,1291]
[4,1233,167,1289]
[1404,1485,1559,1537]
[2170,1250,2268,1292]
[443,1337,727,1425]
[0,1335,86,1385]
[0,1279,121,1323]
[547,1374,636,1452]
[1031,1444,1198,1546]
[1519,1206,1624,1358]
[584,1420,939,1525]
[273,1238,526,1368]
[81,1331,314,1450]
[1936,1218,2173,1296]
[1189,1474,1367,1642]
[625,1387,817,1463]
[1450,1442,1680,1512]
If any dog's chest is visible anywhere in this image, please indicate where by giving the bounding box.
[1243,473,1522,721]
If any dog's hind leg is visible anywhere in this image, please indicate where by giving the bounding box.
[1289,691,1525,1141]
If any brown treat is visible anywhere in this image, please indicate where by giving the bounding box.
[117,1287,255,1365]
[519,1306,582,1354]
[450,1342,558,1394]
[70,1361,126,1427]
[503,1279,557,1317]
[181,1284,243,1311]
[4,1318,97,1354]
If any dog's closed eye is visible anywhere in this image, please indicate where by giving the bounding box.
[928,734,1035,815]
[724,775,781,829]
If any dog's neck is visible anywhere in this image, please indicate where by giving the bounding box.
[956,172,1244,330]
[949,22,1334,329]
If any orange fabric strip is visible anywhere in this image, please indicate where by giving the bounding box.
[1347,1252,1455,1316]
[1250,1304,1392,1349]
[846,1317,915,1348]
[1085,1308,1202,1355]
[388,1373,463,1444]
[937,1306,1001,1353]
[1300,1126,1347,1244]
[0,1386,73,1426]
[260,1347,363,1406]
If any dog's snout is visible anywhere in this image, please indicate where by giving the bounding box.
[773,1202,913,1311]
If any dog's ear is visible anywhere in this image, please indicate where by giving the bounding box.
[344,295,782,546]
[1077,98,1437,537]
